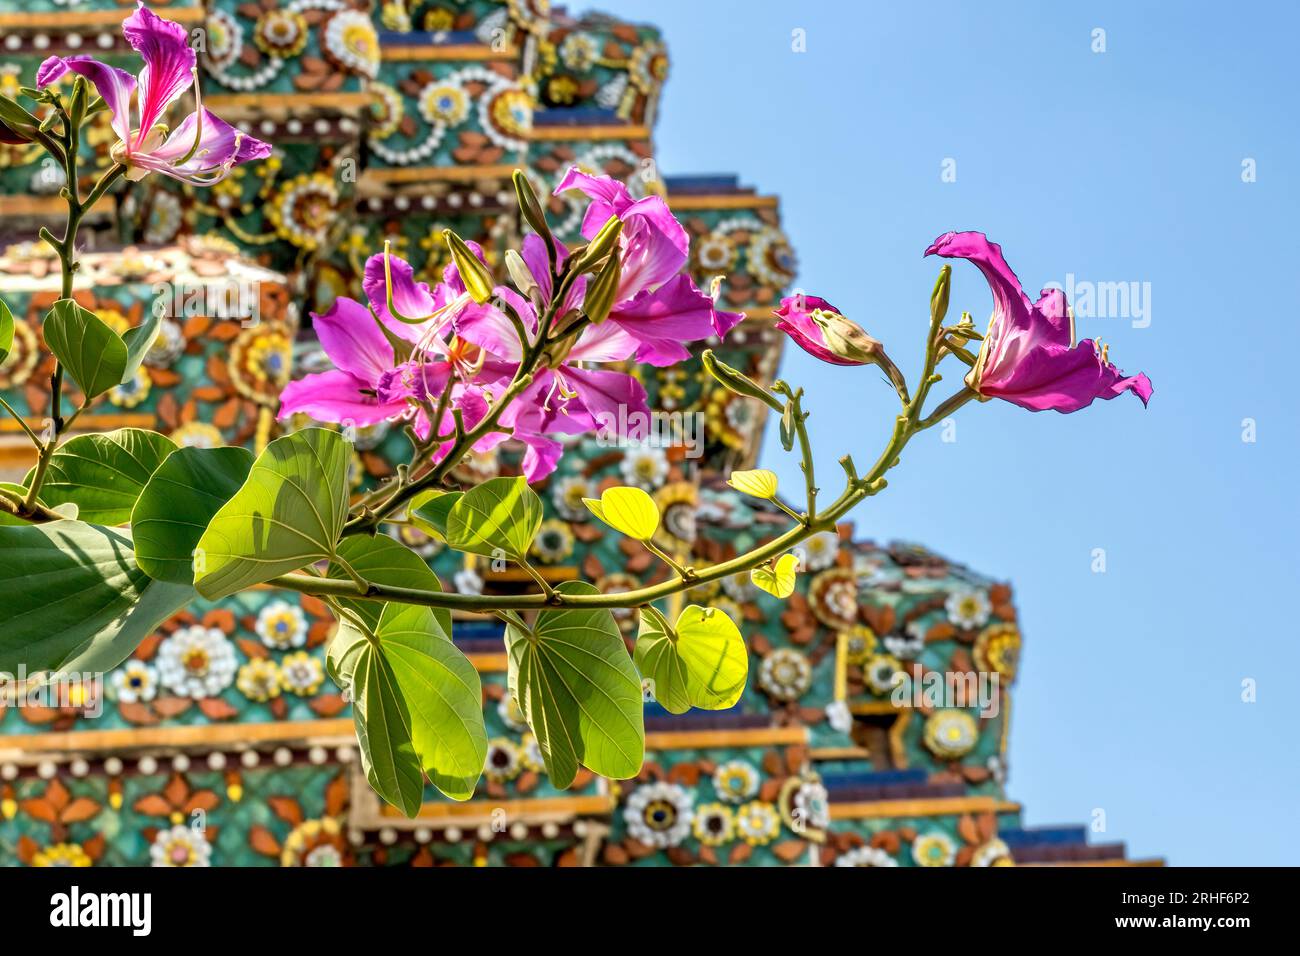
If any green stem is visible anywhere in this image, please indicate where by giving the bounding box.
[0,396,42,446]
[345,266,582,535]
[517,557,556,601]
[272,285,972,613]
[23,102,125,513]
[640,602,675,635]
[644,540,689,580]
[773,381,816,520]
[770,497,805,523]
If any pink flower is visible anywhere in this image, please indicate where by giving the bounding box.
[549,168,744,364]
[925,231,1153,413]
[457,284,652,482]
[774,294,873,366]
[278,252,490,447]
[36,3,269,185]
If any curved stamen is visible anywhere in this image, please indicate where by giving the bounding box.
[172,67,206,168]
[383,241,468,325]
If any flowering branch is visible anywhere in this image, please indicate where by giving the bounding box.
[0,3,1157,816]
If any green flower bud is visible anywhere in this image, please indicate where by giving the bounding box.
[583,254,622,324]
[504,248,540,302]
[512,169,552,244]
[570,215,623,274]
[810,309,884,364]
[702,349,783,412]
[930,264,951,326]
[443,229,495,305]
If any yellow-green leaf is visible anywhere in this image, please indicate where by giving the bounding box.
[727,468,778,499]
[444,477,541,561]
[504,581,644,788]
[635,605,748,714]
[193,428,351,599]
[331,602,486,811]
[409,489,462,541]
[583,486,659,541]
[752,552,799,599]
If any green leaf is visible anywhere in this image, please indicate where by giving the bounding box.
[0,298,13,364]
[28,428,177,525]
[340,629,425,816]
[504,581,644,788]
[0,521,194,674]
[194,427,352,599]
[752,552,799,599]
[409,489,462,540]
[327,534,451,638]
[583,486,660,541]
[119,308,163,384]
[727,468,778,499]
[131,446,254,584]
[634,605,748,714]
[445,476,541,561]
[42,299,128,399]
[333,603,486,811]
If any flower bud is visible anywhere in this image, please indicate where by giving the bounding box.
[702,349,783,412]
[583,253,621,324]
[68,75,88,127]
[504,248,539,302]
[930,264,951,326]
[443,229,494,304]
[512,169,552,244]
[570,215,623,274]
[809,309,884,364]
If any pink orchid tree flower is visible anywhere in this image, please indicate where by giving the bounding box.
[36,3,270,185]
[924,231,1152,413]
[280,168,752,484]
[456,284,653,481]
[550,168,744,364]
[774,295,868,366]
[278,252,495,451]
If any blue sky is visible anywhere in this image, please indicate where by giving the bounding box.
[596,0,1299,865]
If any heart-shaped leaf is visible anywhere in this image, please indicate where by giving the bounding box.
[635,605,748,714]
[0,298,13,364]
[327,534,450,638]
[727,468,778,499]
[752,552,799,599]
[28,428,177,525]
[194,428,351,599]
[131,445,254,584]
[332,603,486,810]
[583,486,659,541]
[409,489,462,540]
[445,476,541,560]
[504,581,644,788]
[0,521,194,674]
[41,299,128,399]
[333,626,424,817]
